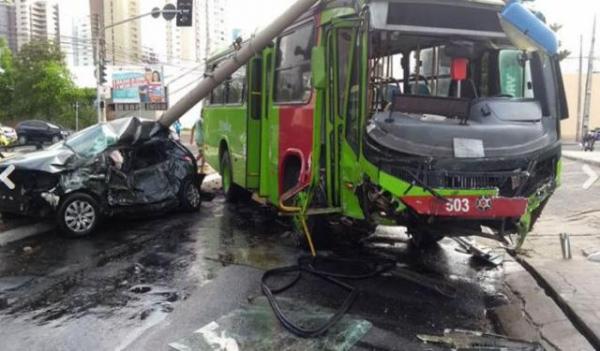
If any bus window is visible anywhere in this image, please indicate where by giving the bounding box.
[499,50,534,99]
[226,67,246,105]
[211,83,226,104]
[337,29,353,115]
[345,30,361,154]
[274,22,315,103]
[250,57,263,119]
[409,47,451,97]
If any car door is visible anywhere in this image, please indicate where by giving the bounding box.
[130,141,174,205]
[31,121,47,140]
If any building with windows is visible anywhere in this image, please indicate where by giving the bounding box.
[165,14,195,65]
[70,17,94,66]
[89,0,142,66]
[0,0,17,53]
[15,0,60,50]
[195,0,230,64]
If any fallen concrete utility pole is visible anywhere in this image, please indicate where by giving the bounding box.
[158,0,321,127]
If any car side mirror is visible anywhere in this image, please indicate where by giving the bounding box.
[311,46,326,90]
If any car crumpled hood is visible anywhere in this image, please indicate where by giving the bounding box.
[0,146,76,173]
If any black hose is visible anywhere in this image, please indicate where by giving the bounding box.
[261,255,396,338]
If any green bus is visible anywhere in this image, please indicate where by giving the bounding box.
[202,0,568,250]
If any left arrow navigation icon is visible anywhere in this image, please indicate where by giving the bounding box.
[0,165,16,190]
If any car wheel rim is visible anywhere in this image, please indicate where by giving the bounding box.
[64,200,95,233]
[186,183,201,208]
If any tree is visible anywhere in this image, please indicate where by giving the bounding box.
[11,40,78,125]
[549,23,572,61]
[0,38,14,122]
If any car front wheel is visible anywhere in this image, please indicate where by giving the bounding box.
[51,135,61,144]
[57,193,100,237]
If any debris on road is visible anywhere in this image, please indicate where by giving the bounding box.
[130,285,152,294]
[417,329,544,350]
[169,296,372,351]
[583,247,600,263]
[453,237,504,266]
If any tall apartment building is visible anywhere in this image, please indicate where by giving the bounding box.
[89,0,142,66]
[0,0,17,53]
[165,17,195,65]
[195,0,230,64]
[15,0,60,50]
[63,16,93,67]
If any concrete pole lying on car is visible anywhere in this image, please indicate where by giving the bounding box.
[158,0,321,127]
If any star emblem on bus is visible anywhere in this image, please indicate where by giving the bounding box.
[476,197,493,212]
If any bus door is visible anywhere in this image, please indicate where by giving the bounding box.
[259,48,276,201]
[246,56,263,190]
[325,24,361,207]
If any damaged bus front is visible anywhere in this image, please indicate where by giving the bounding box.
[358,0,568,246]
[201,0,567,249]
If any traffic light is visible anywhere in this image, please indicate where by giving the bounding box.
[176,0,193,27]
[99,61,107,85]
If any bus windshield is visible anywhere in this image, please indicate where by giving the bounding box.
[367,32,555,118]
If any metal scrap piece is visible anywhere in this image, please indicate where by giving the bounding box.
[417,329,544,350]
[453,237,504,266]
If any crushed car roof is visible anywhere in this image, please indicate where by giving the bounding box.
[0,117,167,173]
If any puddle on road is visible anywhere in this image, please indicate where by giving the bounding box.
[169,297,371,351]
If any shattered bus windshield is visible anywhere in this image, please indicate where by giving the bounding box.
[366,30,560,159]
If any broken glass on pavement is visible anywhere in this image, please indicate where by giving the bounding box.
[169,296,372,351]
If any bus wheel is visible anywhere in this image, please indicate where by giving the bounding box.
[220,150,238,203]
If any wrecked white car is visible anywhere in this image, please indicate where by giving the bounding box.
[0,117,201,237]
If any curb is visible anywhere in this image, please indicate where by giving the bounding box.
[0,222,55,246]
[516,256,600,350]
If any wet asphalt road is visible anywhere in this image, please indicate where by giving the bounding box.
[0,190,514,350]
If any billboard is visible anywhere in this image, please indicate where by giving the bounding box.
[112,67,166,104]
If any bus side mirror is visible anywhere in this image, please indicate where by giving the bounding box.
[312,46,326,90]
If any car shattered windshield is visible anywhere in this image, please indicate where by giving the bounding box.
[64,124,118,158]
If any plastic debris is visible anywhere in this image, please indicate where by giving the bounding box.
[417,329,544,350]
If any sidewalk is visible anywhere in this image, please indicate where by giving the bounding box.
[516,159,600,349]
[563,150,600,167]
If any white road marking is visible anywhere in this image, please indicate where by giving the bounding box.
[0,164,15,190]
[582,164,599,190]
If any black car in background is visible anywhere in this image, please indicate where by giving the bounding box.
[16,120,69,145]
[0,117,201,237]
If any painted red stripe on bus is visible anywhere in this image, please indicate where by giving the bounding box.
[278,101,314,194]
[402,196,528,219]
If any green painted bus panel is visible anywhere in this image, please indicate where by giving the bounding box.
[204,106,248,188]
[246,59,262,190]
[246,117,261,190]
[266,107,280,204]
[259,49,273,199]
[265,46,281,204]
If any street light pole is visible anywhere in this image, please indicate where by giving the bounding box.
[75,101,80,131]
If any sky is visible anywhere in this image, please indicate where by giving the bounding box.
[58,0,599,69]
